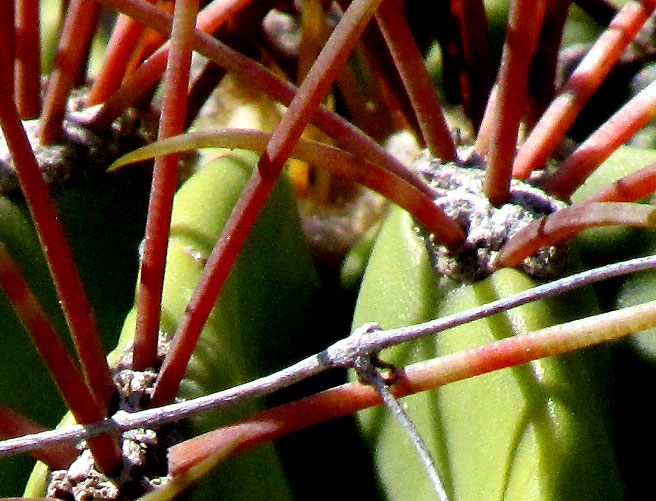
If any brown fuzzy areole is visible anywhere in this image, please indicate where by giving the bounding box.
[0,88,156,195]
[414,150,568,283]
[45,333,189,501]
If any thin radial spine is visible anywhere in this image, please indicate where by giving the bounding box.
[513,0,656,179]
[482,0,547,206]
[453,0,494,130]
[356,357,450,501]
[0,405,78,469]
[86,12,150,106]
[496,202,656,268]
[152,0,391,406]
[90,0,256,130]
[0,0,15,98]
[167,298,656,478]
[14,0,41,118]
[95,0,451,208]
[5,254,656,457]
[376,0,457,162]
[6,0,656,492]
[0,244,122,473]
[0,67,116,411]
[542,78,656,200]
[110,129,455,235]
[526,0,569,125]
[583,163,656,203]
[133,0,200,370]
[39,0,101,143]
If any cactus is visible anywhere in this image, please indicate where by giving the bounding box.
[5,0,656,499]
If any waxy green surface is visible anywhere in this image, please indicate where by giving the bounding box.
[25,153,320,499]
[353,205,623,500]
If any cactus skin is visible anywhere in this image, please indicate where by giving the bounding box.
[0,197,68,496]
[0,168,150,496]
[352,205,624,500]
[24,153,320,499]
